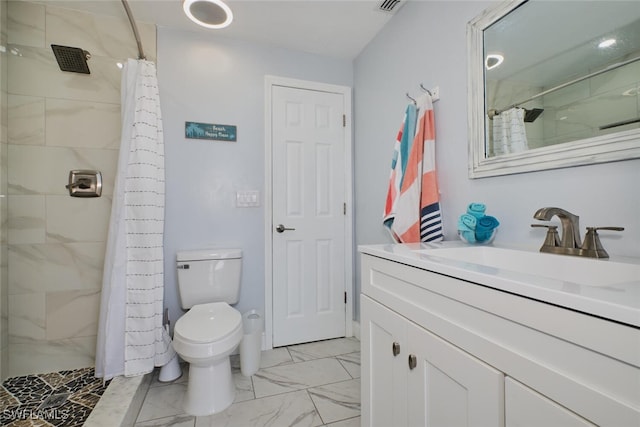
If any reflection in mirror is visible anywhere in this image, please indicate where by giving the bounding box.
[467,0,640,178]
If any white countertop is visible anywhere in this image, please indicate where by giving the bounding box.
[359,242,640,328]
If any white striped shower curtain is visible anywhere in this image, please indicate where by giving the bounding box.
[96,59,174,380]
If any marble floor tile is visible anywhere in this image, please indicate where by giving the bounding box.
[135,414,196,427]
[258,347,294,368]
[136,383,187,423]
[195,390,322,427]
[252,358,351,398]
[308,378,360,425]
[232,368,255,403]
[131,338,360,427]
[336,352,360,379]
[323,416,360,427]
[288,338,360,362]
[231,347,294,371]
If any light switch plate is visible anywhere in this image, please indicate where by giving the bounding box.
[236,190,260,207]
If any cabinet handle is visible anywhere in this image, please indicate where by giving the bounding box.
[392,342,400,356]
[408,354,417,370]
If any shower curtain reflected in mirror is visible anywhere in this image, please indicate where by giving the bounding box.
[95,59,174,381]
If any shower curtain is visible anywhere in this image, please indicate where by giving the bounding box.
[492,107,529,156]
[96,59,175,380]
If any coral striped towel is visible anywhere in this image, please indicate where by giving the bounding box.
[391,94,443,243]
[383,103,417,240]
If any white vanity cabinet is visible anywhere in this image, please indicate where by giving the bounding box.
[362,295,504,427]
[360,251,640,427]
[505,377,596,427]
[361,294,408,426]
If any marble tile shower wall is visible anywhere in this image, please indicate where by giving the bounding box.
[541,60,640,145]
[1,0,9,382]
[6,1,156,377]
[488,61,640,151]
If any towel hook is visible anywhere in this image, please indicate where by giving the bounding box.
[406,92,417,105]
[419,83,432,97]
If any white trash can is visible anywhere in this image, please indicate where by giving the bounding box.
[240,309,264,377]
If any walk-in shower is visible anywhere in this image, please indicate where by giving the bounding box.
[1,0,152,424]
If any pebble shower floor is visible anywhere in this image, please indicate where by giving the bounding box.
[0,367,109,426]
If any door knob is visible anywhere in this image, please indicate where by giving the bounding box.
[275,224,295,233]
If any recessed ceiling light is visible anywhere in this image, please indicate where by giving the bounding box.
[485,54,504,70]
[598,38,616,48]
[183,0,233,29]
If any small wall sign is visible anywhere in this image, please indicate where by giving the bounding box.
[185,122,237,142]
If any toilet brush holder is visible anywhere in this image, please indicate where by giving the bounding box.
[159,352,182,382]
[158,309,182,382]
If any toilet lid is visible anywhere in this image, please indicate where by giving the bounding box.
[174,302,241,344]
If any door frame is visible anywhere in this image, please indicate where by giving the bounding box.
[264,75,353,350]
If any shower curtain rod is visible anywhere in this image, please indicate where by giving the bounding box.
[488,54,640,118]
[121,0,146,60]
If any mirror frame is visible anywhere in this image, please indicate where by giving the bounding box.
[467,0,640,178]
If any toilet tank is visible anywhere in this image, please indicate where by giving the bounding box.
[176,248,242,309]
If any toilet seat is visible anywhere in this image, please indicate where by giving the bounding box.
[174,302,241,343]
[173,302,242,361]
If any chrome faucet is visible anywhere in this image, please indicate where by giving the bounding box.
[531,207,624,258]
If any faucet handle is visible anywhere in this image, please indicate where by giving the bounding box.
[587,226,624,232]
[531,224,560,250]
[581,226,624,259]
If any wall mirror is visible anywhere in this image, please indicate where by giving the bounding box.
[467,0,640,178]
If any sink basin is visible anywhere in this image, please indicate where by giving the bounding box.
[415,246,640,288]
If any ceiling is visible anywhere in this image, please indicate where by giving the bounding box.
[42,0,401,59]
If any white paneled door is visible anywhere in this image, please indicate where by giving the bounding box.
[271,84,347,347]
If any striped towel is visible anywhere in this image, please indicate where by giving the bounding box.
[383,103,417,240]
[392,94,443,243]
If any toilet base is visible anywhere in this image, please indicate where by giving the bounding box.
[182,356,235,416]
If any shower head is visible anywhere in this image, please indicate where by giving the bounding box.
[51,45,91,74]
[524,108,544,123]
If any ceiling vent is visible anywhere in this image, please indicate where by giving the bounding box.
[377,0,403,14]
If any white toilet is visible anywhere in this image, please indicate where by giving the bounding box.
[172,248,243,416]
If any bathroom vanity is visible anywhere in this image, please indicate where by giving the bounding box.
[360,243,640,426]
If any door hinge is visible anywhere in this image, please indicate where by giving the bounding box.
[344,291,347,304]
[343,202,346,215]
[342,114,346,127]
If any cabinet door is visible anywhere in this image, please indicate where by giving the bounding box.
[407,322,505,427]
[505,377,596,427]
[361,295,408,427]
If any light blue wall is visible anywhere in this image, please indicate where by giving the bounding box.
[353,1,640,318]
[158,28,353,328]
[158,1,640,327]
